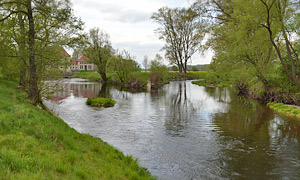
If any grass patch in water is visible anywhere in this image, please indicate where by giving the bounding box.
[0,80,155,179]
[267,102,300,118]
[86,97,116,107]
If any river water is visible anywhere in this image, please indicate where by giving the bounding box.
[44,78,300,180]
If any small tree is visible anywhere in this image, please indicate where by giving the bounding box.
[107,50,139,83]
[150,54,168,86]
[171,65,179,71]
[142,55,149,72]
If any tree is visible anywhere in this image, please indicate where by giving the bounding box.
[151,7,206,73]
[0,0,83,105]
[149,54,168,86]
[259,0,300,86]
[171,65,179,71]
[194,0,300,89]
[84,27,112,82]
[107,50,139,84]
[142,55,149,71]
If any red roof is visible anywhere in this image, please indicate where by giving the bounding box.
[62,49,70,57]
[78,55,87,60]
[71,55,88,65]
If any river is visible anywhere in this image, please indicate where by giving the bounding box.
[44,78,300,180]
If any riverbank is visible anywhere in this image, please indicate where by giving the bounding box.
[0,80,155,179]
[267,102,300,118]
[73,71,206,90]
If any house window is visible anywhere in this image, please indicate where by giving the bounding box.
[88,65,92,70]
[80,65,83,69]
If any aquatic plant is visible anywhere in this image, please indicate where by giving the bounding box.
[86,97,116,107]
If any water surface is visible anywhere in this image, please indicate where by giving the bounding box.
[45,78,300,180]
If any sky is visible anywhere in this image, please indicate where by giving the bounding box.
[71,0,213,66]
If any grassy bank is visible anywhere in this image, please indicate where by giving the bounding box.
[0,80,155,179]
[267,102,300,118]
[191,72,232,87]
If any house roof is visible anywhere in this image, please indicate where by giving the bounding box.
[71,55,89,65]
[62,49,70,57]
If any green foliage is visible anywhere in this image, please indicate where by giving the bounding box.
[171,65,178,71]
[268,102,300,118]
[149,58,168,85]
[86,97,116,107]
[191,66,199,71]
[107,52,140,84]
[0,80,154,179]
[84,27,112,82]
[72,71,102,81]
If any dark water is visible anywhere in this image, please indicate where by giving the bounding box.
[45,78,300,180]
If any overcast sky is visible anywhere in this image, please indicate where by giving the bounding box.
[71,0,213,65]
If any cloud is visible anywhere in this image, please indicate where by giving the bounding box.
[73,0,153,23]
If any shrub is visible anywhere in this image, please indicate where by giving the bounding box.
[149,59,168,86]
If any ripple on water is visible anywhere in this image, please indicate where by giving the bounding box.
[45,80,300,180]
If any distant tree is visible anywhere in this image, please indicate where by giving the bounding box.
[84,28,112,82]
[171,65,178,71]
[192,66,198,71]
[142,55,149,72]
[151,7,206,73]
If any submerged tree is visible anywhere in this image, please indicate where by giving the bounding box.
[151,7,206,73]
[84,27,112,82]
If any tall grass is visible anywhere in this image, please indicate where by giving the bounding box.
[0,80,155,180]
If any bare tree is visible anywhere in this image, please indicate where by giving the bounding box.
[142,55,149,71]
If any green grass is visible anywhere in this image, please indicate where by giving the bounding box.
[72,71,102,81]
[86,97,116,107]
[0,80,155,180]
[268,102,300,118]
[192,79,232,87]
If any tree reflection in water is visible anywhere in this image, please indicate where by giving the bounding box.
[164,82,195,136]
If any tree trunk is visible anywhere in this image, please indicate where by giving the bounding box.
[27,0,40,104]
[17,0,27,89]
[100,71,107,82]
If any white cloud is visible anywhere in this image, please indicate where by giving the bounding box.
[71,0,212,65]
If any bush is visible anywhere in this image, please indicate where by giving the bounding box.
[86,97,116,107]
[149,59,168,86]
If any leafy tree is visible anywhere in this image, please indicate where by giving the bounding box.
[149,54,168,85]
[151,7,206,73]
[107,50,139,83]
[0,0,83,105]
[194,0,300,90]
[171,65,179,71]
[84,27,112,82]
